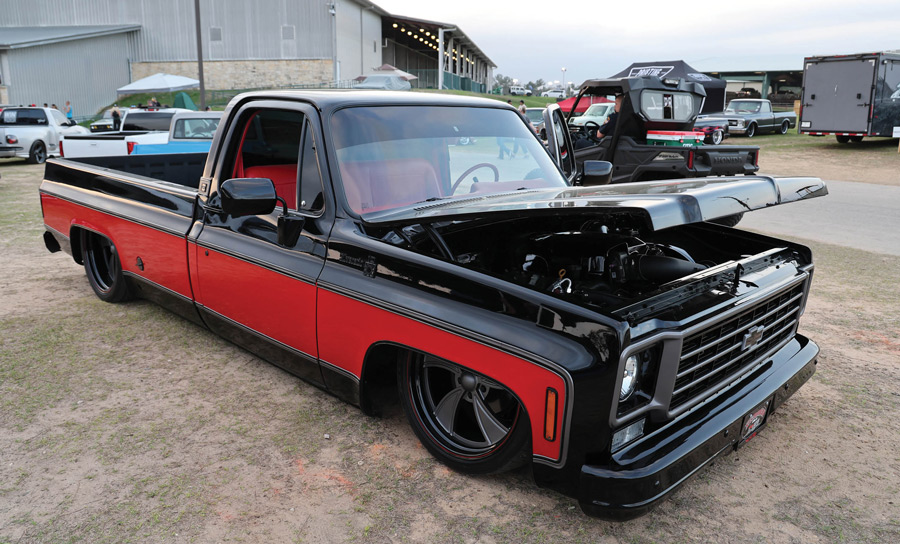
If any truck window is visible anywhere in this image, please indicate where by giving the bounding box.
[640,91,694,122]
[123,112,175,131]
[298,120,325,213]
[228,109,304,210]
[760,101,772,113]
[51,109,69,125]
[2,108,47,125]
[173,117,220,139]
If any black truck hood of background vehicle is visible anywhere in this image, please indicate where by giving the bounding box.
[362,176,827,231]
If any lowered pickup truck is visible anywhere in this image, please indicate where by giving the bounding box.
[41,90,826,520]
[701,99,797,138]
[62,108,189,158]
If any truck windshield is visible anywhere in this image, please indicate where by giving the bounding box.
[726,101,761,113]
[331,106,567,216]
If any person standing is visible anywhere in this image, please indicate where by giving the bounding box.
[64,101,74,121]
[111,104,121,131]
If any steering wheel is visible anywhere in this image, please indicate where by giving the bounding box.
[582,121,602,143]
[450,162,500,193]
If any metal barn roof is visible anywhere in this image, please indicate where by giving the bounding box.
[0,25,141,50]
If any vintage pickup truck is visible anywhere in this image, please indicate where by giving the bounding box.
[701,98,797,138]
[40,90,826,519]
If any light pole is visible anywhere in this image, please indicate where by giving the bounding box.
[561,67,567,95]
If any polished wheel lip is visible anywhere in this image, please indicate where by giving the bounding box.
[411,355,519,457]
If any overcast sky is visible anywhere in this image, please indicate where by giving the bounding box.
[375,0,900,86]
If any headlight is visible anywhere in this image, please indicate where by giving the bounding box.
[736,120,745,127]
[620,355,639,400]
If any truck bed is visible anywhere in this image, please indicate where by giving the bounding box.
[69,153,207,189]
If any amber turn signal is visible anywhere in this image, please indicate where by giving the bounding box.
[544,388,558,441]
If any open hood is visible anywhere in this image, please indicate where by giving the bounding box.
[362,175,827,230]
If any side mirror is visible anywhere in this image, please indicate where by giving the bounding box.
[582,161,613,186]
[220,178,278,217]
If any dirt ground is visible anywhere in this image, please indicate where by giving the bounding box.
[1,141,899,543]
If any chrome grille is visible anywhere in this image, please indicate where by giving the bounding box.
[671,282,805,410]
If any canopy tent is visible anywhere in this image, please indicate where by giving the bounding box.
[354,63,418,82]
[556,95,612,115]
[117,73,200,95]
[173,92,197,110]
[611,60,726,114]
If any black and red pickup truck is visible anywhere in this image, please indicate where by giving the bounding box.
[40,90,826,519]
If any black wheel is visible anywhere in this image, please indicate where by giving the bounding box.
[398,352,530,474]
[849,135,864,143]
[779,121,790,135]
[835,135,850,144]
[81,230,133,302]
[745,123,757,138]
[710,129,724,145]
[28,141,46,164]
[710,213,744,227]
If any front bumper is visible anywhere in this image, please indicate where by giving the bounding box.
[578,334,818,520]
[728,125,747,134]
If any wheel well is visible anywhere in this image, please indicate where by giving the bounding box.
[69,225,85,264]
[359,343,404,417]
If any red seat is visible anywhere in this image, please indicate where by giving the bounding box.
[244,164,297,209]
[339,159,441,214]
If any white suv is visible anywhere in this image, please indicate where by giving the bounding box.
[541,89,565,98]
[509,85,532,96]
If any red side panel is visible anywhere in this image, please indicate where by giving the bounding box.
[316,289,566,461]
[195,247,318,359]
[41,193,192,298]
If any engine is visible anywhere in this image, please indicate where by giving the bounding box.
[502,232,708,306]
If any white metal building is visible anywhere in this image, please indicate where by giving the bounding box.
[0,0,496,117]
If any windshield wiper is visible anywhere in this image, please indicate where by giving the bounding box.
[417,196,447,204]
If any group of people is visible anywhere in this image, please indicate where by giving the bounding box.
[25,100,75,120]
[497,99,534,159]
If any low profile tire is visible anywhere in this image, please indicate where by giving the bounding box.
[849,135,864,143]
[835,135,850,144]
[710,129,724,145]
[710,213,744,227]
[398,352,530,475]
[780,121,790,135]
[745,123,757,138]
[81,230,133,303]
[27,141,47,164]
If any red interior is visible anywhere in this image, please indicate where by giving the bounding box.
[244,165,298,209]
[340,159,441,214]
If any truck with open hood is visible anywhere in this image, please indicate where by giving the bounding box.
[40,89,826,520]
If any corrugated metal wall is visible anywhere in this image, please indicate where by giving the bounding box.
[6,33,130,116]
[0,0,333,61]
[334,0,381,80]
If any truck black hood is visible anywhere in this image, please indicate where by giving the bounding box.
[362,175,828,231]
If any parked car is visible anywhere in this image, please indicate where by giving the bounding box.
[705,99,796,138]
[0,107,88,163]
[509,85,532,96]
[541,89,565,98]
[567,102,615,127]
[129,111,223,155]
[41,89,826,520]
[89,108,118,133]
[691,116,730,145]
[523,107,545,137]
[62,108,189,158]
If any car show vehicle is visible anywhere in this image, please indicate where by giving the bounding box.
[691,116,730,145]
[560,77,760,184]
[89,108,118,133]
[62,108,189,158]
[509,85,532,96]
[704,99,796,138]
[41,90,825,520]
[128,111,223,155]
[0,106,89,163]
[798,51,900,143]
[567,102,615,127]
[524,107,545,137]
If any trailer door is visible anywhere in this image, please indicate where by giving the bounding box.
[802,58,876,132]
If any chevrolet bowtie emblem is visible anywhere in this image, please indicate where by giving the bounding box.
[741,325,765,351]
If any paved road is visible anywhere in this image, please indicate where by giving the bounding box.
[739,179,900,256]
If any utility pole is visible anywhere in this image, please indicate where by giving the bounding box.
[194,0,206,109]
